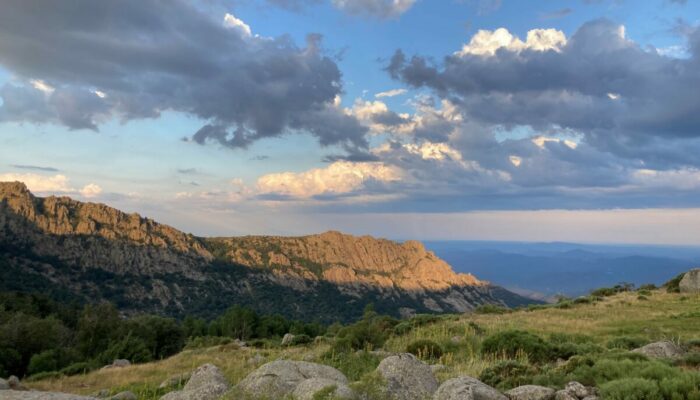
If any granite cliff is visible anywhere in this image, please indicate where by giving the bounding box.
[0,182,535,321]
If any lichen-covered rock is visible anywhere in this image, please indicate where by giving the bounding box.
[0,391,97,400]
[110,391,137,400]
[160,364,230,400]
[376,353,439,400]
[564,382,590,398]
[554,390,577,400]
[281,333,295,346]
[505,385,555,400]
[236,360,347,399]
[0,378,9,390]
[434,376,507,400]
[7,376,25,391]
[632,341,686,359]
[292,378,356,400]
[679,269,700,293]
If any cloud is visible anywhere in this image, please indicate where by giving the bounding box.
[0,173,72,193]
[375,88,408,98]
[387,19,700,170]
[331,0,416,19]
[11,165,59,172]
[256,161,401,198]
[0,0,368,155]
[79,183,103,198]
[541,8,573,20]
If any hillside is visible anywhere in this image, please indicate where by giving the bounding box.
[0,182,533,322]
[21,287,700,400]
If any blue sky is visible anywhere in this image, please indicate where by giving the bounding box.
[1,0,700,244]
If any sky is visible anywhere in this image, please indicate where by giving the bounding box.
[1,0,700,244]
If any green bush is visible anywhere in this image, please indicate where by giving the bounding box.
[468,321,485,335]
[607,336,647,350]
[638,284,657,291]
[60,361,94,376]
[322,351,381,382]
[678,353,700,367]
[27,350,59,375]
[600,378,662,400]
[638,295,649,301]
[665,273,686,293]
[288,334,312,346]
[393,322,412,336]
[475,304,511,315]
[332,315,398,353]
[481,330,552,363]
[479,360,538,390]
[406,339,443,360]
[25,371,64,382]
[184,336,232,349]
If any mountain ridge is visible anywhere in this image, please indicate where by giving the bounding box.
[0,181,536,321]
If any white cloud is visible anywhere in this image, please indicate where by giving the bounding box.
[0,173,71,192]
[403,142,463,161]
[456,28,566,57]
[632,168,700,190]
[79,183,103,198]
[375,88,408,98]
[256,161,401,198]
[223,13,252,37]
[93,90,106,98]
[30,79,55,95]
[509,155,522,167]
[532,136,578,149]
[607,92,621,100]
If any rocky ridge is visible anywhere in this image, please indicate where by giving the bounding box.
[0,181,535,320]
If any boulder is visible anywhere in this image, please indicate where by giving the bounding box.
[281,333,295,346]
[8,376,26,391]
[376,353,439,400]
[679,269,700,293]
[581,397,600,400]
[505,385,555,400]
[564,382,590,398]
[110,391,137,400]
[434,376,507,400]
[632,341,686,359]
[292,378,356,400]
[160,364,230,400]
[102,359,131,370]
[554,391,577,400]
[236,360,348,399]
[1,378,9,390]
[0,391,98,400]
[430,364,446,373]
[246,353,265,366]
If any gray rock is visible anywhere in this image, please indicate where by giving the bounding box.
[158,372,192,389]
[554,391,577,400]
[236,360,347,399]
[0,390,98,400]
[292,378,356,400]
[281,333,296,346]
[632,341,686,359]
[564,382,590,398]
[92,389,110,398]
[8,376,25,391]
[505,385,555,400]
[0,378,9,390]
[680,269,700,293]
[377,353,439,400]
[581,397,600,400]
[434,376,507,400]
[110,391,137,400]
[246,354,265,366]
[102,359,131,370]
[160,363,230,400]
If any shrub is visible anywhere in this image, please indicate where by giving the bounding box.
[479,360,538,390]
[406,340,443,360]
[288,334,312,346]
[600,378,662,400]
[332,315,397,353]
[481,330,552,363]
[184,336,232,349]
[591,287,617,297]
[475,304,511,314]
[27,350,59,375]
[322,351,381,382]
[665,273,686,293]
[678,353,700,367]
[60,361,94,376]
[468,321,485,335]
[638,295,649,301]
[638,284,657,291]
[393,322,412,336]
[607,336,648,350]
[638,289,652,296]
[25,371,63,382]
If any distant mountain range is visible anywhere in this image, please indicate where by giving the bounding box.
[426,241,699,300]
[0,182,534,322]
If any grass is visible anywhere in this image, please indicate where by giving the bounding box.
[26,290,700,399]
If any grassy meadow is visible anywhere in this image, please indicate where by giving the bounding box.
[26,289,700,399]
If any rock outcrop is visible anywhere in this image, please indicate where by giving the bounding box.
[679,269,700,293]
[160,364,230,400]
[0,182,535,321]
[236,360,348,399]
[291,378,356,400]
[632,341,686,359]
[376,353,439,400]
[505,385,555,400]
[433,376,507,400]
[0,391,97,400]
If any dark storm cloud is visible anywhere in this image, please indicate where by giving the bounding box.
[0,0,368,153]
[386,19,700,169]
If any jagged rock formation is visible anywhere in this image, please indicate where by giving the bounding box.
[0,181,536,321]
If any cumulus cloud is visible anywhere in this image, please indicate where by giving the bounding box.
[79,183,103,198]
[0,0,368,154]
[332,0,416,19]
[256,161,401,198]
[387,19,700,170]
[0,173,72,193]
